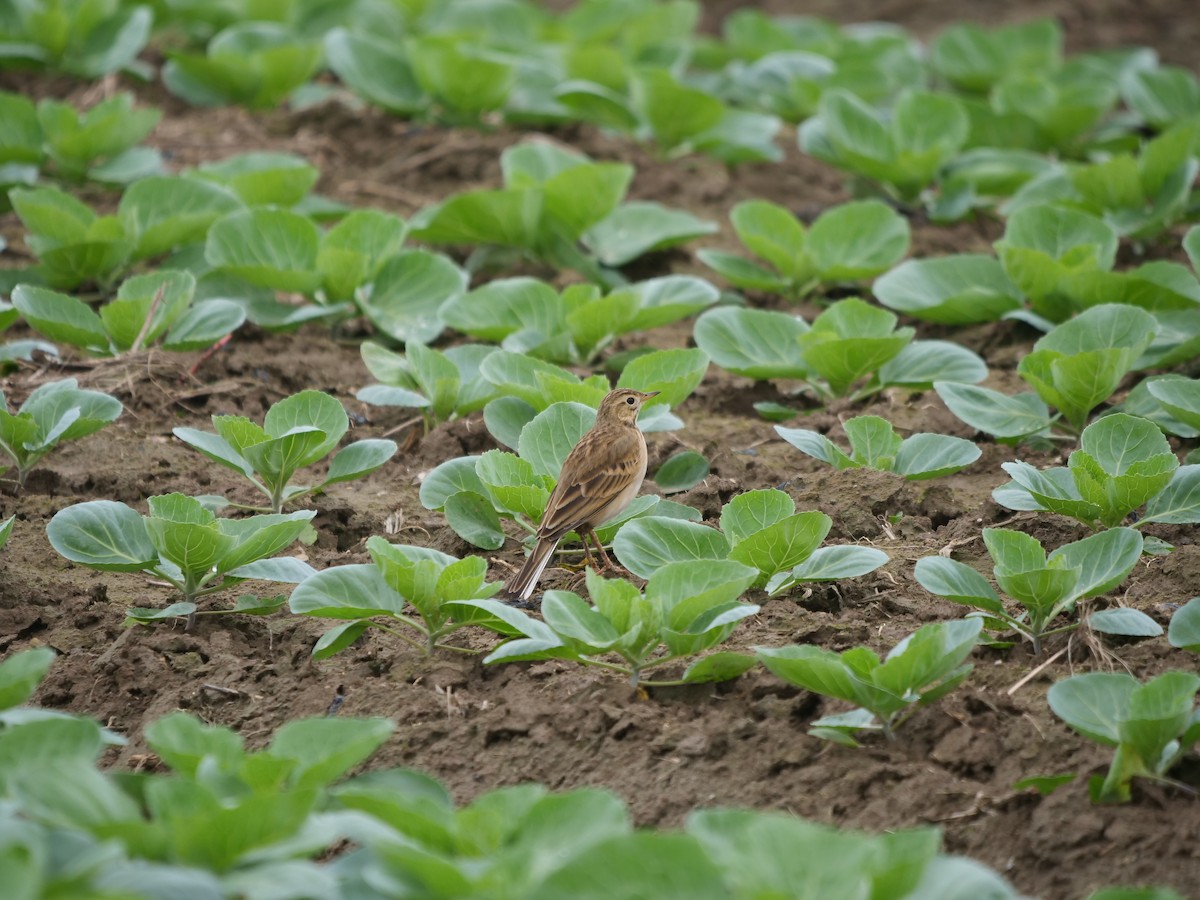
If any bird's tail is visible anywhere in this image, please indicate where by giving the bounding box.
[504,538,558,601]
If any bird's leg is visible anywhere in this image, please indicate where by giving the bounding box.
[586,528,625,574]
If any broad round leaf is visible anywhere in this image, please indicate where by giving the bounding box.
[324,440,398,487]
[1167,596,1200,652]
[47,500,157,571]
[443,491,506,550]
[873,254,1022,324]
[808,199,910,282]
[693,307,808,381]
[1047,672,1137,746]
[894,433,981,479]
[654,451,709,494]
[205,208,321,294]
[613,517,731,579]
[1088,608,1163,638]
[289,563,406,619]
[420,456,488,510]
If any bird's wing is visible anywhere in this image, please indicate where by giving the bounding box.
[538,427,642,539]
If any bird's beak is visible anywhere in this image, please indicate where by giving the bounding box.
[644,391,661,399]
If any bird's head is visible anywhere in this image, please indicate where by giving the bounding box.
[596,388,660,426]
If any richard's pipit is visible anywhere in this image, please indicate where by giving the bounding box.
[503,388,659,602]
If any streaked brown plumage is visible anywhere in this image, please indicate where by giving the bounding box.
[503,388,659,601]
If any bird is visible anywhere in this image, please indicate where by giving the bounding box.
[503,388,660,602]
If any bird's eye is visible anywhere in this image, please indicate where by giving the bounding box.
[626,396,636,405]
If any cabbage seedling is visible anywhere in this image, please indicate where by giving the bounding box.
[0,90,162,183]
[695,301,986,403]
[915,526,1146,655]
[441,275,720,365]
[174,390,398,514]
[13,271,245,358]
[994,414,1199,530]
[163,23,323,109]
[776,415,980,480]
[613,489,889,595]
[356,341,499,431]
[290,538,509,656]
[0,2,151,77]
[46,493,316,631]
[409,142,715,285]
[457,564,760,687]
[0,378,122,489]
[937,304,1158,440]
[1048,670,1200,803]
[698,199,909,300]
[799,89,969,202]
[757,618,983,744]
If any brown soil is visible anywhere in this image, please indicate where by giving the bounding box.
[3,2,1200,899]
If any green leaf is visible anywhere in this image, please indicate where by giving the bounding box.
[529,833,728,900]
[693,307,808,381]
[1123,66,1200,129]
[634,68,725,152]
[162,299,246,351]
[408,36,513,116]
[323,440,398,487]
[1142,466,1200,524]
[192,152,319,207]
[410,188,542,249]
[11,284,109,353]
[484,396,537,450]
[1146,377,1200,431]
[362,250,466,345]
[873,254,1022,324]
[719,490,795,544]
[1048,672,1136,745]
[444,491,506,551]
[442,277,562,344]
[324,29,424,115]
[613,518,731,579]
[1167,596,1200,653]
[117,175,243,260]
[46,500,157,572]
[1013,773,1077,796]
[1088,608,1163,638]
[799,299,912,396]
[419,456,488,510]
[756,644,867,708]
[729,511,831,582]
[681,652,757,684]
[270,717,393,789]
[808,200,909,281]
[312,620,372,660]
[894,433,981,479]
[914,557,1004,614]
[774,546,888,589]
[206,208,320,294]
[289,563,406,619]
[145,712,244,777]
[0,647,55,711]
[730,199,808,281]
[617,348,708,410]
[654,451,709,494]
[584,201,717,268]
[517,402,596,480]
[935,382,1053,440]
[164,23,322,110]
[317,209,407,303]
[264,391,347,460]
